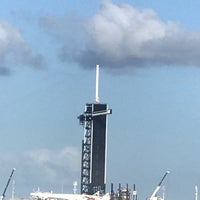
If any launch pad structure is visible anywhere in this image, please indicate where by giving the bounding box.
[77,65,168,200]
[78,65,112,195]
[77,65,137,200]
[30,65,169,200]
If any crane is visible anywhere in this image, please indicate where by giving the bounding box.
[1,168,16,200]
[149,171,170,200]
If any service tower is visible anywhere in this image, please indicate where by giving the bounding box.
[78,65,112,195]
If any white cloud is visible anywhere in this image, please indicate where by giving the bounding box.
[41,0,200,71]
[26,147,80,174]
[83,1,200,68]
[87,2,169,59]
[0,19,44,75]
[0,147,81,197]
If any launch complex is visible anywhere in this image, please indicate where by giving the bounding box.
[30,65,169,200]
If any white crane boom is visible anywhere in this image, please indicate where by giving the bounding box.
[150,171,170,200]
[1,168,16,200]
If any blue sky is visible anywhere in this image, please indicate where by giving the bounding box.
[1,1,200,200]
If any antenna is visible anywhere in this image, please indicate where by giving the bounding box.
[73,181,78,194]
[195,185,198,200]
[95,64,100,103]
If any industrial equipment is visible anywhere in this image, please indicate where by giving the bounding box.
[78,65,112,195]
[149,171,170,200]
[1,168,16,200]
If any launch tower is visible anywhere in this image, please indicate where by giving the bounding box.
[78,65,112,195]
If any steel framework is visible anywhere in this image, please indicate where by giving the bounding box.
[79,104,93,194]
[78,103,111,194]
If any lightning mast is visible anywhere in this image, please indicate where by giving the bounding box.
[78,65,112,195]
[95,64,100,103]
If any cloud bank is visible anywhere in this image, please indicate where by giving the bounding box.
[0,147,80,196]
[40,0,200,71]
[0,19,44,75]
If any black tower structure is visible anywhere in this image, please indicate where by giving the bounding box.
[78,65,112,195]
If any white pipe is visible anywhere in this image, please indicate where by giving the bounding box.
[95,64,100,103]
